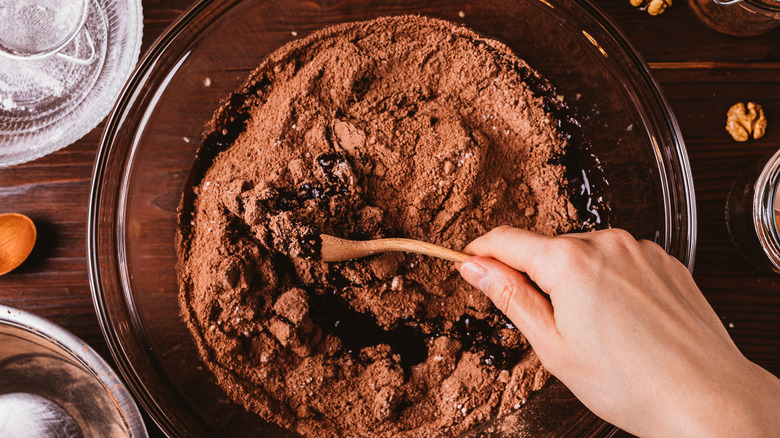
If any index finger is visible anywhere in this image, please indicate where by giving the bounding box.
[464,226,557,289]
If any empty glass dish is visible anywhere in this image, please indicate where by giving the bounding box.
[0,0,143,167]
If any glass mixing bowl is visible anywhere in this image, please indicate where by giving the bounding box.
[88,0,696,436]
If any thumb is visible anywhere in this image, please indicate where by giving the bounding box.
[458,256,559,352]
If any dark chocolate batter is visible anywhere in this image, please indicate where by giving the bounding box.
[178,15,593,437]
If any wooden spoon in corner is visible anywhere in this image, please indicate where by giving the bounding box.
[320,234,470,263]
[0,213,37,276]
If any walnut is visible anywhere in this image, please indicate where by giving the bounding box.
[630,0,672,16]
[726,102,767,142]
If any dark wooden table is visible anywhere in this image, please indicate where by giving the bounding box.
[1,1,778,436]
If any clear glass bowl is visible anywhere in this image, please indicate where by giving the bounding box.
[0,0,143,167]
[88,0,696,436]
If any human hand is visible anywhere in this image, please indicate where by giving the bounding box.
[457,227,780,437]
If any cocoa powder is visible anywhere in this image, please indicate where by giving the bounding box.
[178,15,591,437]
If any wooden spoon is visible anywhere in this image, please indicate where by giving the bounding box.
[0,213,37,276]
[320,234,470,263]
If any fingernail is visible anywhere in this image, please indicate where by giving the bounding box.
[459,260,490,293]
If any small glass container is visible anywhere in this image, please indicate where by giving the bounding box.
[0,0,143,167]
[726,149,780,273]
[687,0,780,36]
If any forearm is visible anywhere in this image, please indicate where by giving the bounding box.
[599,350,780,437]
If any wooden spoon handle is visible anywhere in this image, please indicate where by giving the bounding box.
[320,234,470,263]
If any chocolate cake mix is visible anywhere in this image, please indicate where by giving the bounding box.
[178,15,601,437]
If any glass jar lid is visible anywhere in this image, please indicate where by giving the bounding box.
[753,149,780,272]
[747,0,780,12]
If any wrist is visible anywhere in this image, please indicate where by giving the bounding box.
[673,359,780,438]
[734,362,780,437]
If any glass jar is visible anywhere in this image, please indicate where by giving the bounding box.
[726,149,780,273]
[687,0,780,36]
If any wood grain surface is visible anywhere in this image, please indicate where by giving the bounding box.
[1,1,778,436]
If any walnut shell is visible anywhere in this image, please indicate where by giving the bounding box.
[726,102,767,142]
[630,0,672,16]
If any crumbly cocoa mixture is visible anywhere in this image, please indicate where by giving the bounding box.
[178,15,590,437]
